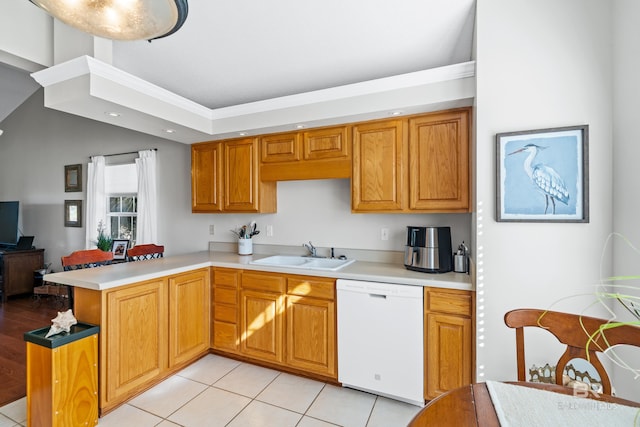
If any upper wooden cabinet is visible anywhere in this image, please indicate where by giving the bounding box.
[192,138,276,213]
[260,126,351,181]
[352,108,471,213]
[408,110,470,211]
[352,119,405,211]
[303,126,349,160]
[192,142,223,212]
[193,108,469,214]
[261,132,301,163]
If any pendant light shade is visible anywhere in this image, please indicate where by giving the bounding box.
[28,0,188,41]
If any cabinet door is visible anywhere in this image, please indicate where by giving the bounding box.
[105,279,167,405]
[261,132,300,163]
[352,119,405,211]
[425,313,472,400]
[286,295,336,378]
[240,290,284,364]
[224,138,260,212]
[302,126,349,160]
[192,142,223,212]
[168,269,210,367]
[409,109,470,211]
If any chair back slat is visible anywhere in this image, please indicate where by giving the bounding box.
[127,244,164,262]
[504,308,640,395]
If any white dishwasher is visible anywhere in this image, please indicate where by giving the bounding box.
[336,279,424,406]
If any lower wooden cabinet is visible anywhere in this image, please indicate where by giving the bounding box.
[240,289,284,363]
[424,287,473,400]
[239,271,286,364]
[73,269,211,415]
[212,268,338,381]
[212,268,240,352]
[105,279,168,406]
[286,295,336,377]
[169,269,210,367]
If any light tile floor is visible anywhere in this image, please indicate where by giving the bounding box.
[0,354,422,426]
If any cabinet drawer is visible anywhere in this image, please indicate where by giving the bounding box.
[214,304,237,323]
[214,269,239,288]
[241,272,285,293]
[426,289,472,317]
[214,288,237,305]
[287,276,335,300]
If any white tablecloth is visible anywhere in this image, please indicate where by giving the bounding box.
[486,381,640,426]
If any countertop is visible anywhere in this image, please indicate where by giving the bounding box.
[43,251,473,292]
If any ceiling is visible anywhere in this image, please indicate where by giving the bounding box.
[2,0,477,142]
[113,0,476,109]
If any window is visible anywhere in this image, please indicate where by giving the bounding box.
[105,163,138,245]
[109,195,137,243]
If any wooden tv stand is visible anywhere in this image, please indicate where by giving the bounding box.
[0,248,44,302]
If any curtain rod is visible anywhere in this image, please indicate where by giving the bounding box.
[89,148,157,159]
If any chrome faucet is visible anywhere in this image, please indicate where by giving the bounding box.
[303,241,318,257]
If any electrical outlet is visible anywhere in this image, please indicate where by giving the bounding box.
[209,225,215,235]
[381,228,389,241]
[266,225,274,237]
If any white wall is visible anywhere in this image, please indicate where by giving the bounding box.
[0,90,471,271]
[0,2,52,70]
[476,0,616,392]
[611,0,640,398]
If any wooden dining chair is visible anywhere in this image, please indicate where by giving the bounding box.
[126,244,164,261]
[60,249,114,309]
[504,308,640,395]
[61,249,114,271]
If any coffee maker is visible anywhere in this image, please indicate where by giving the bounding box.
[404,226,453,273]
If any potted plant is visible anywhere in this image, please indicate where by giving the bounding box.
[96,220,112,252]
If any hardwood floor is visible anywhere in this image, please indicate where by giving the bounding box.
[0,293,69,406]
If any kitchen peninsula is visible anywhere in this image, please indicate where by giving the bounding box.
[44,250,473,415]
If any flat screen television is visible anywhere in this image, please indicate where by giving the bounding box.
[0,201,19,246]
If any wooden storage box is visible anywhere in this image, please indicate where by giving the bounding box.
[24,323,99,427]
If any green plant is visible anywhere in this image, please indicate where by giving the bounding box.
[546,232,640,380]
[96,220,112,252]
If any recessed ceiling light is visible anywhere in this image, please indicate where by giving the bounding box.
[105,112,121,117]
[389,111,403,116]
[295,124,306,129]
[163,129,176,134]
[239,132,248,136]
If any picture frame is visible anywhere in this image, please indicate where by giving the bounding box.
[64,200,83,227]
[111,239,130,260]
[496,125,589,223]
[65,164,82,192]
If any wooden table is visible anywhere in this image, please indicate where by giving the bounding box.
[409,382,640,426]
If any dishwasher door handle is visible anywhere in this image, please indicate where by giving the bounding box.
[369,293,387,299]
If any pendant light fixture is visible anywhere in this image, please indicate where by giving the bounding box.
[28,0,189,41]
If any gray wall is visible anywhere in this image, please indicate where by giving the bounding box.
[612,0,640,397]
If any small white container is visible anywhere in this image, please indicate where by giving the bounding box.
[238,238,253,255]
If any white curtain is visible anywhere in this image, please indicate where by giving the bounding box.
[136,149,157,244]
[85,155,106,249]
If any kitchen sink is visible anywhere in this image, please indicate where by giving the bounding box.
[249,255,355,271]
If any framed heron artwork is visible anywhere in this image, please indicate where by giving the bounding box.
[496,125,589,223]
